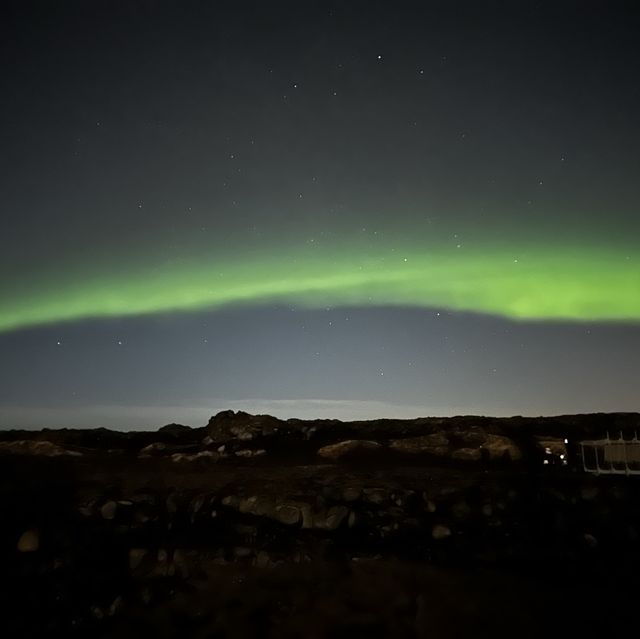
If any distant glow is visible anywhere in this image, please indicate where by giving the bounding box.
[0,240,638,333]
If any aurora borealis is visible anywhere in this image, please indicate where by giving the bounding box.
[1,1,639,427]
[2,239,640,334]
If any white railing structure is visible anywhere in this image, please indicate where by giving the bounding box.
[580,432,640,475]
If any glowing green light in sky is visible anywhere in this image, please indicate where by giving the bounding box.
[1,240,638,333]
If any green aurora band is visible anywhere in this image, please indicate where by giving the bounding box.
[1,241,639,333]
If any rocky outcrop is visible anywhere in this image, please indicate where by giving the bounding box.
[0,440,82,457]
[1,411,637,472]
[206,410,284,443]
[158,423,192,438]
[481,434,522,461]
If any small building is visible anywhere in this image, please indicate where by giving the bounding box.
[580,433,640,475]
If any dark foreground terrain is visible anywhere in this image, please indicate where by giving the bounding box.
[2,410,640,637]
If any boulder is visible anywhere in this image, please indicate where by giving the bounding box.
[317,439,382,461]
[139,442,167,457]
[300,503,314,529]
[101,500,117,520]
[170,450,219,463]
[222,495,241,508]
[452,447,482,462]
[17,528,39,552]
[313,505,350,531]
[342,486,362,502]
[275,503,301,526]
[237,496,277,518]
[254,496,277,517]
[235,448,267,458]
[432,524,452,540]
[239,495,259,514]
[363,487,390,505]
[389,433,449,456]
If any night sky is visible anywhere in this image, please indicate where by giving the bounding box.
[1,1,639,429]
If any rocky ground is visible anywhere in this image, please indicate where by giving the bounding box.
[2,410,640,637]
